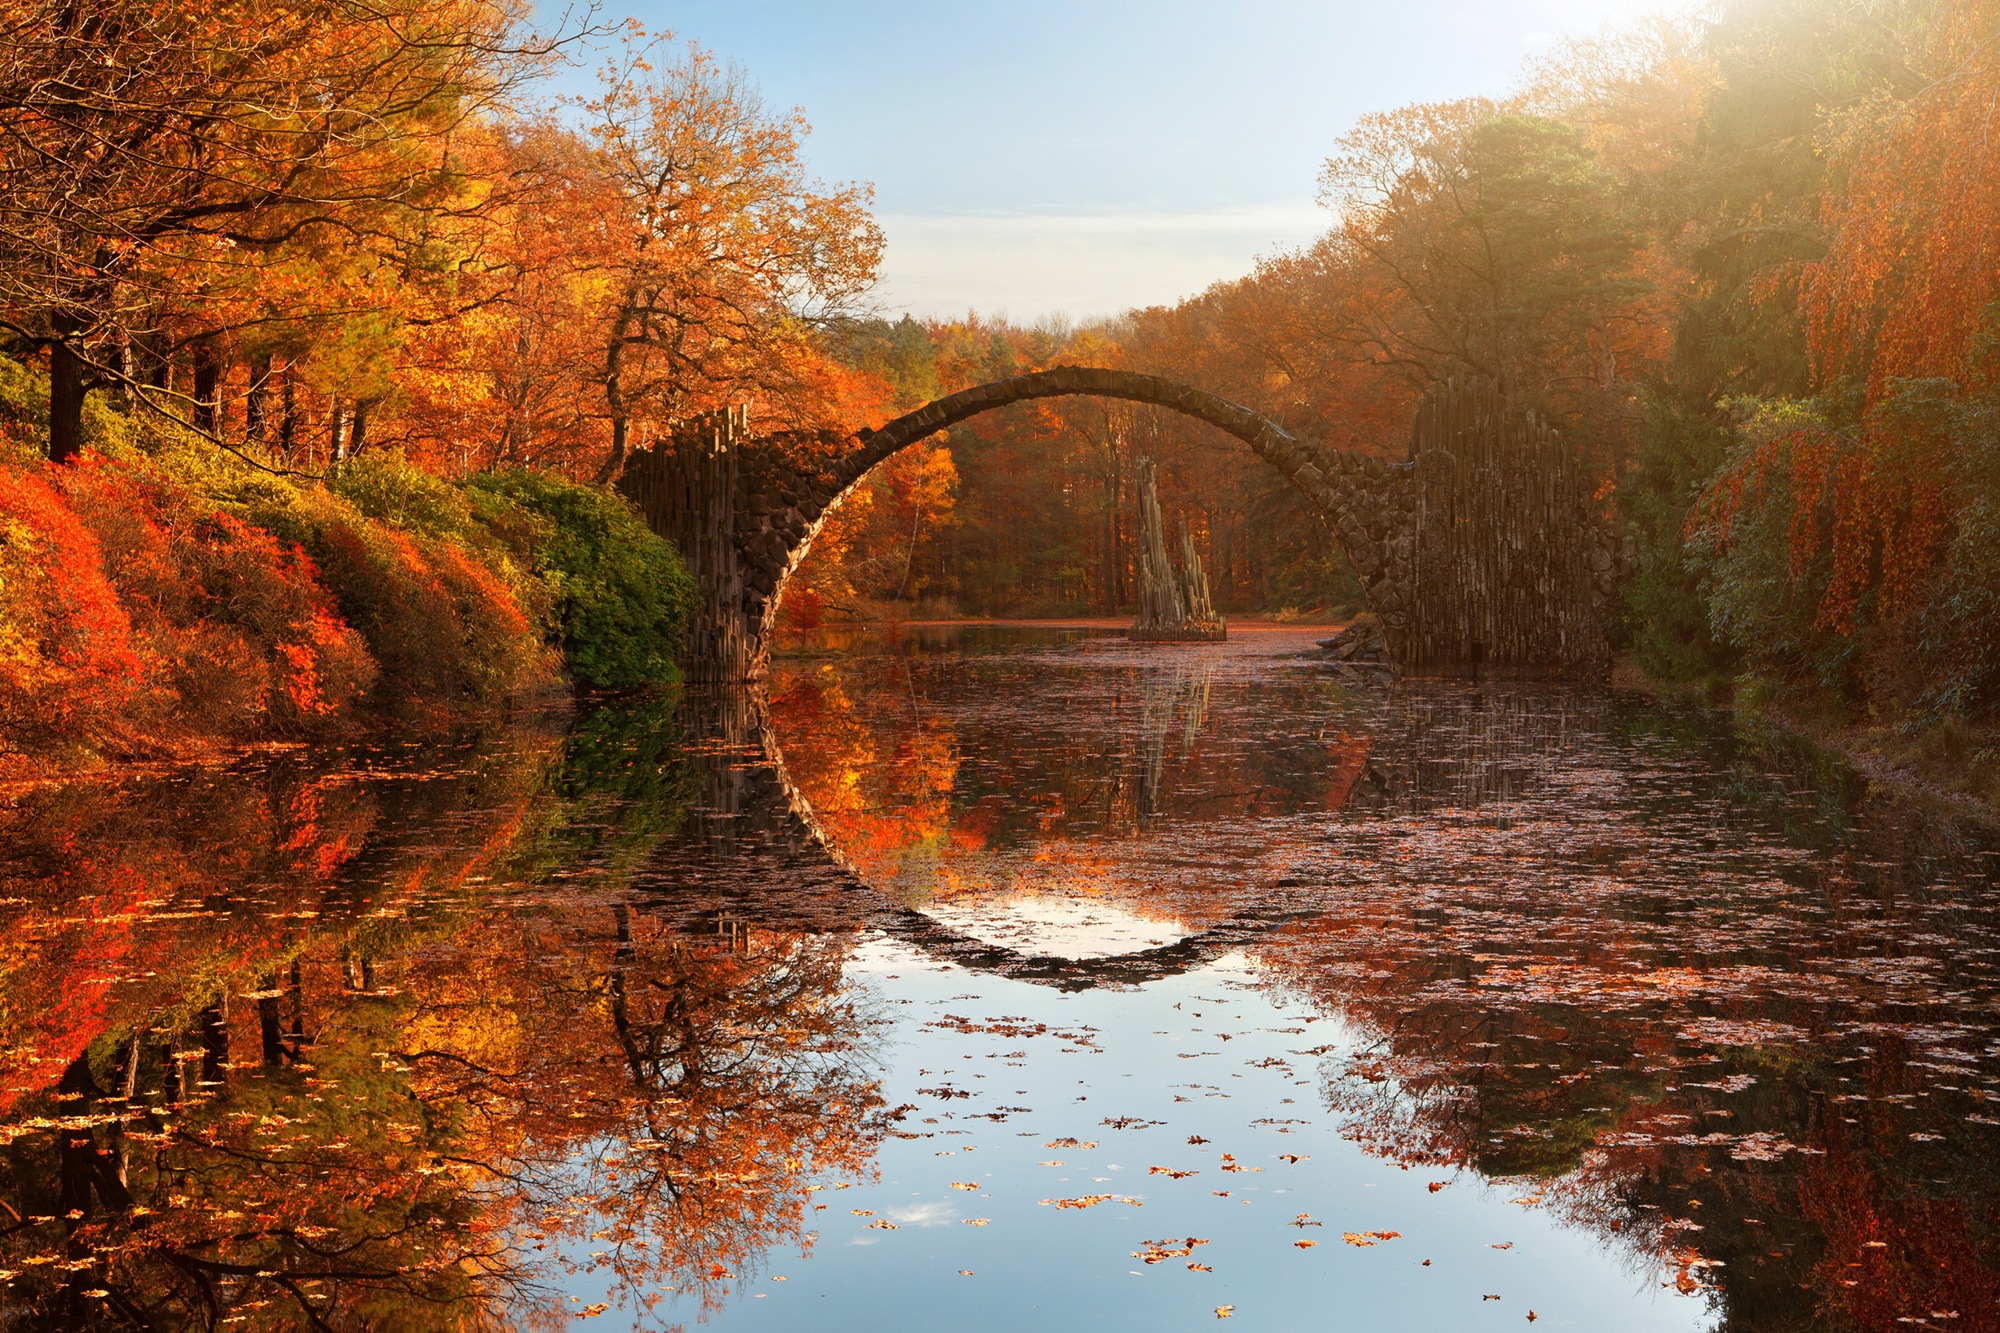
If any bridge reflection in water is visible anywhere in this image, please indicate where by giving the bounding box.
[653,634,2000,1331]
[632,677,1323,991]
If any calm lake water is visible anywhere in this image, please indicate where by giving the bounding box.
[4,625,1998,1330]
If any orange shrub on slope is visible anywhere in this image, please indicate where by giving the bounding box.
[59,457,378,737]
[0,464,143,754]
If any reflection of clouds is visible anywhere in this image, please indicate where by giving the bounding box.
[886,1202,960,1228]
[921,893,1189,960]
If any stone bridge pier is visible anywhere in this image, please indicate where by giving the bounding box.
[615,368,1626,683]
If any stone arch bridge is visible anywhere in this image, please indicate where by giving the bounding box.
[615,367,1626,682]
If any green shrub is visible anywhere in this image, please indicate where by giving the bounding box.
[466,469,695,689]
[297,491,557,711]
[216,475,556,713]
[329,448,474,539]
[1684,398,1864,701]
[1617,392,1740,682]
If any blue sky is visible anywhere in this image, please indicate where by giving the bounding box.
[561,2,1690,320]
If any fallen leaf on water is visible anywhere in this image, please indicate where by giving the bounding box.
[1422,1259,1432,1267]
[1277,1154,1308,1164]
[1041,1195,1114,1210]
[1484,1295,1501,1301]
[1188,1135,1209,1144]
[965,1219,990,1226]
[1527,1312,1538,1322]
[1295,1240,1318,1249]
[867,1220,898,1230]
[1039,1160,1066,1166]
[851,1209,873,1216]
[1491,1242,1514,1250]
[1134,1237,1211,1264]
[1188,1262,1212,1272]
[581,1306,609,1318]
[950,1182,980,1191]
[1149,1166,1197,1178]
[958,1270,974,1276]
[1216,1306,1235,1319]
[1428,1181,1448,1193]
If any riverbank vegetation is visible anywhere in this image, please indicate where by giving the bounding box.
[0,369,696,775]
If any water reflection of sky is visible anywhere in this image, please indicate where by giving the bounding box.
[632,627,1721,1330]
[632,942,1704,1332]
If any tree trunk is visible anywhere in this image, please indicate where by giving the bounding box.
[596,412,630,485]
[47,321,86,464]
[288,957,308,1055]
[197,997,229,1087]
[258,971,286,1066]
[349,399,372,455]
[279,364,297,456]
[330,398,349,463]
[192,339,221,435]
[158,1032,184,1104]
[245,352,272,445]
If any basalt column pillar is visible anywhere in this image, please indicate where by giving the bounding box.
[617,406,763,683]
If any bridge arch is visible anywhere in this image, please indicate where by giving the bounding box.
[617,367,1408,682]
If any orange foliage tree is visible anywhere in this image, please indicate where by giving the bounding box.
[580,35,884,480]
[0,0,583,463]
[1690,0,2000,646]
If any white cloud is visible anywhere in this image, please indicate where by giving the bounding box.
[872,206,1328,324]
[885,1202,962,1228]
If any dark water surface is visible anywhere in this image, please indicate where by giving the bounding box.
[4,626,1998,1330]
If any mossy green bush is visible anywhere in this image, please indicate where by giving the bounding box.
[466,469,695,689]
[329,448,475,540]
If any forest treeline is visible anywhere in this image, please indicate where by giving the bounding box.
[2,0,1997,771]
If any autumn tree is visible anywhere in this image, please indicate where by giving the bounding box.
[0,0,579,463]
[581,36,883,480]
[1320,102,1652,404]
[1679,0,2000,714]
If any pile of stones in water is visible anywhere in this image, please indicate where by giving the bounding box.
[1312,618,1394,683]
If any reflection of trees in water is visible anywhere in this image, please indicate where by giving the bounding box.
[1136,663,1213,824]
[1254,686,2000,1330]
[764,660,960,883]
[0,697,888,1329]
